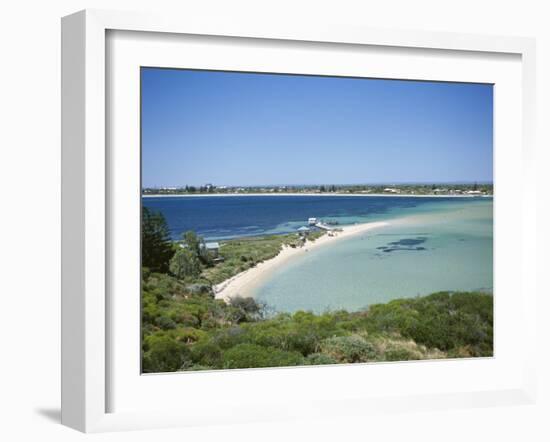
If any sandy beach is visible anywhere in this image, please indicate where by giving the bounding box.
[213,220,388,302]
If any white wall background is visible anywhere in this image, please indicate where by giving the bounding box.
[0,1,548,440]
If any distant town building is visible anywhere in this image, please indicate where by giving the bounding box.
[308,217,318,226]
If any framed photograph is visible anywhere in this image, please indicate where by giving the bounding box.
[61,9,537,432]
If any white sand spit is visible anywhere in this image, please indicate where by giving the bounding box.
[213,221,388,302]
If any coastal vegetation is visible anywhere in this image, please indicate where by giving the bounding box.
[201,230,325,286]
[141,207,493,373]
[141,207,174,273]
[142,207,327,285]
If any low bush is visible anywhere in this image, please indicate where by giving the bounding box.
[306,353,338,365]
[186,283,212,295]
[191,340,224,368]
[142,333,191,373]
[366,292,493,356]
[222,344,305,369]
[319,335,377,363]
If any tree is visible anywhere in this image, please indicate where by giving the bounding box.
[182,231,201,256]
[182,230,213,266]
[169,248,201,280]
[142,207,174,273]
[319,185,326,192]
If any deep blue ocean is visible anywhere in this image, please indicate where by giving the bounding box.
[142,195,480,241]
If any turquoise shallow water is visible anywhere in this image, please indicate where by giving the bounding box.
[253,199,493,313]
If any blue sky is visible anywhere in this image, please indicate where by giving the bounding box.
[141,68,493,187]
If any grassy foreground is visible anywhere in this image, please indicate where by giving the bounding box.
[142,270,493,373]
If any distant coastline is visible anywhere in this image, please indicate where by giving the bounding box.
[143,192,492,198]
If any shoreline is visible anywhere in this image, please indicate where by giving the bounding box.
[213,220,388,302]
[144,192,492,199]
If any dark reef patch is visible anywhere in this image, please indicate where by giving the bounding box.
[376,236,428,253]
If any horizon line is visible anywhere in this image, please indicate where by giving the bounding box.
[143,181,494,188]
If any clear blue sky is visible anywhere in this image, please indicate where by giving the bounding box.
[141,68,493,187]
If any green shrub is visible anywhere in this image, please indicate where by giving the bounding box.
[366,292,493,356]
[306,353,338,365]
[230,296,261,314]
[240,316,325,356]
[169,248,202,280]
[319,335,377,363]
[156,316,177,330]
[142,333,191,373]
[368,334,444,361]
[142,292,160,324]
[186,283,212,295]
[171,327,207,344]
[229,296,264,322]
[191,340,223,368]
[222,344,305,369]
[175,312,200,327]
[213,327,247,349]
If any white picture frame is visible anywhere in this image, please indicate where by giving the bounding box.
[61,9,537,433]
